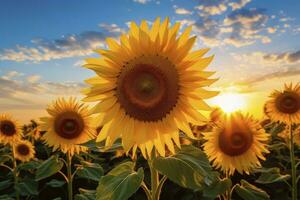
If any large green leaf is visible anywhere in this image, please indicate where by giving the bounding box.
[76,161,104,182]
[35,155,64,181]
[46,179,66,188]
[153,145,215,191]
[96,161,144,200]
[235,180,270,200]
[0,195,14,200]
[0,179,12,191]
[202,178,232,199]
[75,189,96,200]
[255,167,290,184]
[15,179,38,196]
[17,160,41,171]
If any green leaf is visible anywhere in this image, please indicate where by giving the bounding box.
[255,167,290,184]
[15,179,38,196]
[35,155,64,181]
[75,189,96,200]
[96,161,144,200]
[17,160,41,171]
[235,180,270,200]
[153,145,215,191]
[203,178,232,199]
[76,161,104,182]
[46,179,66,188]
[0,179,12,191]
[0,195,14,200]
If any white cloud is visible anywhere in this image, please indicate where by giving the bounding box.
[27,75,41,83]
[196,4,227,16]
[0,24,124,63]
[133,0,151,4]
[175,8,193,15]
[267,27,277,33]
[1,71,24,80]
[229,0,251,11]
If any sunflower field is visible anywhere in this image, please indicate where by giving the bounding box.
[0,18,299,200]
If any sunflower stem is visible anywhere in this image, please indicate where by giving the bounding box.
[66,151,73,200]
[12,146,20,200]
[289,124,297,200]
[148,156,160,200]
[224,172,231,200]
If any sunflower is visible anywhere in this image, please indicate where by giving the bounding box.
[203,112,269,175]
[265,83,300,124]
[14,140,35,162]
[82,17,218,158]
[294,126,300,146]
[278,125,300,146]
[29,127,41,140]
[210,107,225,123]
[40,98,96,155]
[0,114,22,145]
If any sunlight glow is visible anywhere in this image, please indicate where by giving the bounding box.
[211,93,246,113]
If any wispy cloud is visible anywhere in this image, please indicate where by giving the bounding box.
[229,0,251,11]
[133,0,151,4]
[195,0,228,16]
[174,7,193,15]
[263,50,300,63]
[0,24,123,63]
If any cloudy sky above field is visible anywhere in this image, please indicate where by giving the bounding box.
[0,0,300,122]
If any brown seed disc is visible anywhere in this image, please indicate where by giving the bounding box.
[218,123,253,156]
[54,111,84,139]
[275,92,300,114]
[116,56,179,121]
[17,144,30,156]
[0,120,16,136]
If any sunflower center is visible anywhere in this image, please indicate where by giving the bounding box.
[0,120,16,136]
[54,111,84,139]
[17,144,30,156]
[276,92,300,114]
[117,56,179,121]
[219,129,253,156]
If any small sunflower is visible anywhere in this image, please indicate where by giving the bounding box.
[265,83,300,124]
[294,127,300,146]
[203,112,269,175]
[278,125,300,146]
[210,107,225,123]
[14,140,35,162]
[82,17,218,158]
[40,98,96,155]
[0,114,22,145]
[29,127,41,140]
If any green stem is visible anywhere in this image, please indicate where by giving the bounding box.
[12,146,20,200]
[66,151,73,200]
[225,172,231,200]
[149,161,159,200]
[289,124,297,200]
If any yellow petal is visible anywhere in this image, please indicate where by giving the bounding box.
[90,97,117,114]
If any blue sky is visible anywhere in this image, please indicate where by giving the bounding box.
[1,0,300,122]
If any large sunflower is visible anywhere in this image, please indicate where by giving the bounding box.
[14,140,35,162]
[203,112,269,175]
[82,17,218,158]
[40,98,96,155]
[265,83,300,124]
[0,114,22,145]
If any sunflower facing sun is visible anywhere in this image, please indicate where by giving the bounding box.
[14,140,35,162]
[265,83,300,124]
[203,112,269,175]
[40,98,96,155]
[82,17,218,158]
[0,114,22,145]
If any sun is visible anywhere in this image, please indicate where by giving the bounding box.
[211,92,246,113]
